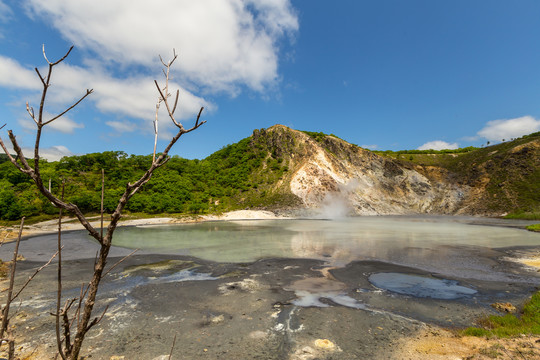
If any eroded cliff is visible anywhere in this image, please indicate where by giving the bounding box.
[251,125,469,215]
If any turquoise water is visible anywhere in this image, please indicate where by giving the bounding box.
[110,216,540,281]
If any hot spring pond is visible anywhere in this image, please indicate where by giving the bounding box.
[108,216,540,281]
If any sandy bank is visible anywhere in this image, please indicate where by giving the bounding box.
[202,209,288,221]
[0,210,288,243]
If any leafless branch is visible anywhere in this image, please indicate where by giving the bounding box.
[34,68,46,87]
[195,107,204,128]
[11,249,60,302]
[56,182,67,360]
[103,248,139,277]
[43,44,74,66]
[153,100,161,162]
[153,49,184,130]
[168,333,177,360]
[1,131,33,175]
[43,89,94,126]
[75,283,90,328]
[154,80,183,129]
[0,217,25,339]
[100,169,104,239]
[85,305,108,332]
[171,90,179,115]
[26,102,37,124]
[61,298,77,355]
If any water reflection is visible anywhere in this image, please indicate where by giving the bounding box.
[111,216,540,280]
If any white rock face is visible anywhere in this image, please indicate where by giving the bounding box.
[287,131,466,216]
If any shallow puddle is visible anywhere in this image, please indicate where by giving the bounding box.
[286,277,365,309]
[368,272,477,299]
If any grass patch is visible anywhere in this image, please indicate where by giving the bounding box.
[527,224,540,232]
[0,260,9,278]
[504,212,540,220]
[478,344,504,358]
[462,291,540,338]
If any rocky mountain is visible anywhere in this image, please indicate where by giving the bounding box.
[247,125,539,217]
[250,125,465,215]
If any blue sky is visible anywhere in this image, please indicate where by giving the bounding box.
[1,0,540,161]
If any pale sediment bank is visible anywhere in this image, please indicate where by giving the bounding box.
[0,210,289,243]
[202,209,289,221]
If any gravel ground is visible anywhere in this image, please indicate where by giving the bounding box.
[3,250,539,359]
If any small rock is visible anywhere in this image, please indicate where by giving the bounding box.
[314,339,335,350]
[491,302,516,313]
[210,314,224,324]
[110,356,125,360]
[202,313,225,326]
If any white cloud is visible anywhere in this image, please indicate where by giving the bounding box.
[361,144,378,150]
[24,0,298,95]
[34,145,72,161]
[19,112,84,134]
[418,140,459,151]
[0,1,13,37]
[48,116,84,134]
[4,57,210,133]
[477,116,540,141]
[0,55,41,90]
[3,143,72,162]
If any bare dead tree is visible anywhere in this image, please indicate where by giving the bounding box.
[0,218,59,359]
[0,46,205,359]
[0,217,24,359]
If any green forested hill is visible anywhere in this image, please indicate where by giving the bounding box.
[0,132,298,220]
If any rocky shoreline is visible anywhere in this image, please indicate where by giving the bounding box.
[1,212,540,359]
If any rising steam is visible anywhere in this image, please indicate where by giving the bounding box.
[315,179,359,219]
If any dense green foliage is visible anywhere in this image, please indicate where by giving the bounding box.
[373,146,478,156]
[0,134,297,221]
[463,291,540,337]
[302,131,342,143]
[527,224,540,232]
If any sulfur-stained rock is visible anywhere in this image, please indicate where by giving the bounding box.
[491,302,517,313]
[314,338,336,350]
